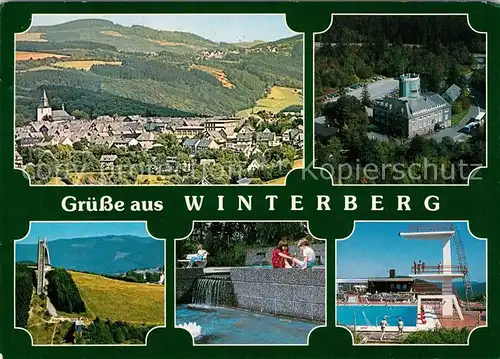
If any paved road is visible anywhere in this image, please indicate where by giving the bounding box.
[426,89,484,142]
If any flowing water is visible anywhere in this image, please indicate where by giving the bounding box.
[191,274,235,307]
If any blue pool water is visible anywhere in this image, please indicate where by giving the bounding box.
[337,305,417,327]
[176,305,318,344]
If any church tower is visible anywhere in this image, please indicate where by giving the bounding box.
[37,89,52,122]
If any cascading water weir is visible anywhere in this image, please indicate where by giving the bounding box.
[191,274,236,307]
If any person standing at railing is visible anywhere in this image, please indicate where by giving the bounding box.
[422,262,426,272]
[413,261,417,274]
[417,260,422,273]
[437,262,441,273]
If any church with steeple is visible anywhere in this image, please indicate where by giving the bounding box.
[36,89,75,122]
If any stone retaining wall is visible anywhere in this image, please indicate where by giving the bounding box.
[230,267,325,322]
[245,244,326,266]
[176,268,204,303]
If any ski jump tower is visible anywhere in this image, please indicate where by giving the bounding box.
[399,225,464,320]
[36,238,52,295]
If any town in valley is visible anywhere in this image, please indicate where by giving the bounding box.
[14,15,303,185]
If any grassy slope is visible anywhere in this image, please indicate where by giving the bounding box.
[236,86,302,117]
[70,271,165,325]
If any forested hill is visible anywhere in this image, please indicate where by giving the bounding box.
[15,19,303,122]
[318,16,486,53]
[15,235,164,275]
[28,19,219,52]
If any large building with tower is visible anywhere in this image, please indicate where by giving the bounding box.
[372,74,451,138]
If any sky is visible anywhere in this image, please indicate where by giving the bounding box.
[30,14,297,43]
[337,222,486,283]
[19,221,152,244]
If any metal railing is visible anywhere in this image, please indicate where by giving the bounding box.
[410,264,467,274]
[407,223,454,232]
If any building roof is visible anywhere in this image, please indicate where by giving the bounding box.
[337,278,368,284]
[100,155,118,162]
[237,177,251,185]
[183,138,199,147]
[367,132,389,141]
[368,277,415,282]
[137,132,156,141]
[197,138,214,148]
[256,131,275,142]
[374,92,450,119]
[441,84,462,103]
[237,132,253,141]
[315,121,338,137]
[52,109,73,118]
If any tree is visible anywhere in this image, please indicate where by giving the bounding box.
[361,84,371,107]
[71,109,90,120]
[403,327,469,344]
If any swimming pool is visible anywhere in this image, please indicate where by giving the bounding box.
[176,304,317,344]
[337,305,417,327]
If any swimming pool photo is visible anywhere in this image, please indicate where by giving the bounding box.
[337,305,418,327]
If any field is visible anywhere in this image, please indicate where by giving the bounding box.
[136,175,171,185]
[100,30,125,38]
[236,86,302,117]
[265,159,303,184]
[53,60,122,71]
[47,177,67,185]
[70,271,165,324]
[190,64,234,88]
[16,32,48,42]
[16,51,69,61]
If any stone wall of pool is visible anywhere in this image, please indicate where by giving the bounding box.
[245,244,326,266]
[230,267,325,322]
[177,267,204,303]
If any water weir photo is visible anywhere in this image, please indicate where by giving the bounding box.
[314,15,486,184]
[15,222,165,345]
[336,221,486,344]
[14,14,303,186]
[175,222,325,345]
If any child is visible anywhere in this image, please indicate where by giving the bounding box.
[271,239,293,268]
[397,317,404,337]
[188,244,209,267]
[295,239,315,269]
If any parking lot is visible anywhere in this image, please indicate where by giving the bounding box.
[321,77,399,104]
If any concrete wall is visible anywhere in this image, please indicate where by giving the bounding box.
[245,244,326,266]
[230,267,325,322]
[176,268,204,304]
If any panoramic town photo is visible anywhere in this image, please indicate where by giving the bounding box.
[14,14,304,185]
[15,221,165,345]
[314,15,486,184]
[337,221,486,345]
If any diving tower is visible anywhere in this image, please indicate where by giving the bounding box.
[399,225,464,320]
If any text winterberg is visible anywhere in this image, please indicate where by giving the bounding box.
[184,195,440,212]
